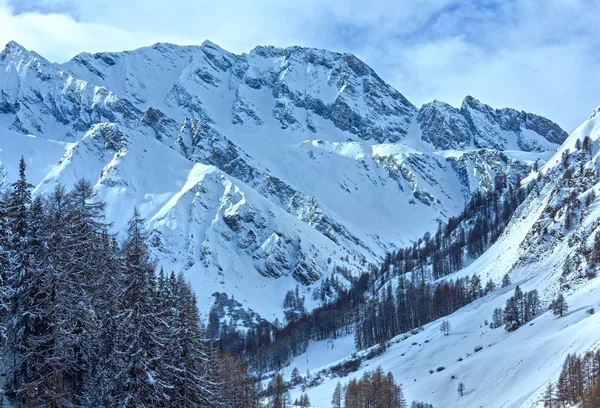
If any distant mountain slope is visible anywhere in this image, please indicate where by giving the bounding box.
[290,104,600,407]
[0,40,567,320]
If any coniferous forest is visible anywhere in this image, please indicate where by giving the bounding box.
[0,158,259,407]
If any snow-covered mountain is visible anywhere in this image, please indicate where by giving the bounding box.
[0,40,567,321]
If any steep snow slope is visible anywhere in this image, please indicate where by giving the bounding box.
[288,106,600,407]
[26,123,353,319]
[0,40,567,320]
[290,271,600,408]
[0,128,73,186]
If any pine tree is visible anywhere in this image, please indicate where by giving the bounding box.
[7,157,33,243]
[555,367,570,405]
[64,179,116,405]
[112,208,167,407]
[491,307,503,329]
[503,296,520,331]
[0,176,261,407]
[588,377,600,407]
[457,382,466,396]
[216,351,258,408]
[331,381,343,408]
[297,393,310,407]
[44,182,104,405]
[394,372,408,408]
[551,293,568,317]
[562,255,573,276]
[525,290,541,322]
[583,135,593,156]
[502,273,511,288]
[269,373,287,408]
[543,382,554,408]
[484,279,496,295]
[0,190,10,346]
[337,367,405,408]
[513,285,525,325]
[440,319,451,335]
[171,274,218,407]
[85,233,124,407]
[38,184,98,406]
[4,158,41,404]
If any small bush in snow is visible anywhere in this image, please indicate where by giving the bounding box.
[411,402,435,408]
[330,358,361,377]
[474,345,483,353]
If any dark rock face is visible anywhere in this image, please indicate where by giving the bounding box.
[418,96,568,151]
[253,46,417,142]
[418,101,472,150]
[446,149,531,198]
[0,44,144,141]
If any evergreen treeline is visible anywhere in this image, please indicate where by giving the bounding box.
[354,272,494,350]
[352,179,533,349]
[331,367,408,408]
[382,176,531,281]
[242,272,371,372]
[263,373,311,408]
[0,158,258,407]
[544,350,600,407]
[489,285,541,331]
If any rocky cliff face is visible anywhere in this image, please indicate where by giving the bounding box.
[418,96,568,151]
[0,40,567,319]
[62,42,418,143]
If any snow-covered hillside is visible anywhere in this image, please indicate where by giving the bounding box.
[284,105,600,407]
[0,40,567,321]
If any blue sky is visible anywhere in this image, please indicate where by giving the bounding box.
[1,0,599,132]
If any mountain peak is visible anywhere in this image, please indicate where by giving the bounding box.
[4,40,25,50]
[0,40,52,71]
[417,94,568,151]
[461,95,484,110]
[201,39,224,50]
[1,40,28,57]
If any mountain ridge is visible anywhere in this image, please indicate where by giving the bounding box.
[0,40,567,321]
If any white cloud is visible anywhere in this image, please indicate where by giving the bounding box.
[1,0,599,132]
